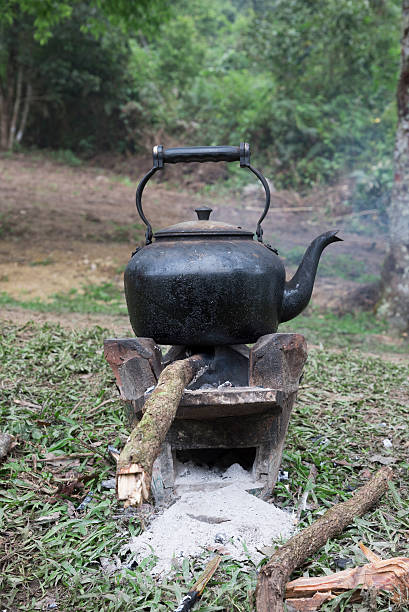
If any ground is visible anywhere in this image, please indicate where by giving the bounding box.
[0,151,388,317]
[0,152,408,611]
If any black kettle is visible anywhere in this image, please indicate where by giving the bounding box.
[124,143,341,346]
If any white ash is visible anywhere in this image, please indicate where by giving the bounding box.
[193,380,234,390]
[217,380,233,389]
[174,460,254,485]
[122,484,295,576]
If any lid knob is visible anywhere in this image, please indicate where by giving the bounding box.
[195,206,212,221]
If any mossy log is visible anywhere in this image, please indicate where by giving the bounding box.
[116,354,208,506]
[255,466,392,612]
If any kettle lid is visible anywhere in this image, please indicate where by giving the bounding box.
[154,207,253,239]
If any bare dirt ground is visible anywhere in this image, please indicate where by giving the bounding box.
[0,152,388,328]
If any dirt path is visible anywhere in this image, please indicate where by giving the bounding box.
[0,305,132,333]
[0,152,387,309]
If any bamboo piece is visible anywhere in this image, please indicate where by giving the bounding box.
[116,354,208,506]
[255,467,392,612]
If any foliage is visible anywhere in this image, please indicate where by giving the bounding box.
[0,0,403,190]
[120,0,401,190]
[349,158,394,216]
[25,6,132,153]
[0,0,169,43]
[0,319,407,609]
[0,0,169,150]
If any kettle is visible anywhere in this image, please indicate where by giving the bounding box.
[124,143,341,346]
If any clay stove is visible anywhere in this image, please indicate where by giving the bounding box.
[104,333,307,502]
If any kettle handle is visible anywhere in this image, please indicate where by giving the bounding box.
[136,143,270,245]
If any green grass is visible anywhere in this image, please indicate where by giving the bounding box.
[42,149,83,167]
[281,308,407,353]
[0,320,408,610]
[29,258,55,267]
[1,281,404,356]
[0,282,127,316]
[107,222,145,243]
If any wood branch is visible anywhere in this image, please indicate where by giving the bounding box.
[255,467,392,612]
[116,354,208,506]
[8,66,22,148]
[16,82,32,144]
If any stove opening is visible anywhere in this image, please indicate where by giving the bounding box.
[175,447,256,472]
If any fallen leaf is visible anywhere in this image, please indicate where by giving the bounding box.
[0,433,17,459]
[368,454,397,465]
[13,399,41,410]
[66,500,77,518]
[359,468,372,479]
[35,512,61,523]
[257,545,277,557]
[56,478,85,496]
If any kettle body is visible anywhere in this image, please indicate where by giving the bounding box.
[125,234,285,346]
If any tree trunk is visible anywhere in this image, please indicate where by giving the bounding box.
[255,467,392,612]
[378,0,409,332]
[16,82,32,144]
[8,66,23,149]
[0,90,10,150]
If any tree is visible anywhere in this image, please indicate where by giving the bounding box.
[245,0,401,185]
[0,0,169,150]
[378,0,409,332]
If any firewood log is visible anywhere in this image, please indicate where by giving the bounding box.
[116,354,208,506]
[255,467,392,612]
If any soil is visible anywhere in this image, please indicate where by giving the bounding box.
[0,151,388,327]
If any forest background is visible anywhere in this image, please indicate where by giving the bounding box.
[0,0,402,207]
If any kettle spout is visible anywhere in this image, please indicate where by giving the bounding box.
[280,230,343,323]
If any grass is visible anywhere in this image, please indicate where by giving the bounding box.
[281,308,407,354]
[0,282,127,316]
[106,222,145,243]
[2,282,404,355]
[0,316,408,610]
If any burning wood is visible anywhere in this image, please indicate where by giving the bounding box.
[116,354,208,506]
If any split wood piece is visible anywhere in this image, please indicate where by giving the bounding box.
[116,354,208,507]
[249,333,307,393]
[255,466,392,612]
[104,338,162,401]
[285,542,409,610]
